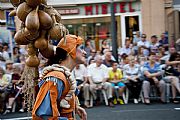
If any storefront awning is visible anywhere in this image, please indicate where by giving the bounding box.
[173,0,180,11]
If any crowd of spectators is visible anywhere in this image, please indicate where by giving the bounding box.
[75,32,180,108]
[0,32,180,114]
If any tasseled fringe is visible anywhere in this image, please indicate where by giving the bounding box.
[21,65,39,112]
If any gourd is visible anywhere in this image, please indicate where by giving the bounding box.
[34,30,48,50]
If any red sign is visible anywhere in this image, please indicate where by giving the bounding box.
[58,8,79,15]
[85,2,135,15]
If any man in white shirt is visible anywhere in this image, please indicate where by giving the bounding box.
[73,64,88,86]
[137,34,150,56]
[87,55,114,107]
[72,64,90,107]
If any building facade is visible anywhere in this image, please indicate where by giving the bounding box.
[0,0,178,49]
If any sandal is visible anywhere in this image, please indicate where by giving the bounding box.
[144,98,150,105]
[172,98,179,104]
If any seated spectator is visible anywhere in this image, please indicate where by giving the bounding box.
[119,54,129,69]
[142,53,166,104]
[73,64,88,88]
[0,67,11,113]
[119,39,133,56]
[88,55,114,107]
[160,47,180,103]
[158,46,168,59]
[102,49,116,62]
[87,49,96,65]
[159,33,169,51]
[150,35,160,53]
[5,60,13,74]
[133,31,141,55]
[13,46,21,63]
[84,40,94,58]
[2,43,10,61]
[123,56,142,104]
[5,63,24,113]
[72,64,90,107]
[137,34,150,57]
[165,47,180,76]
[102,51,114,67]
[100,40,110,55]
[108,61,125,105]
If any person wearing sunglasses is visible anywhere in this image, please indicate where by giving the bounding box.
[137,34,150,57]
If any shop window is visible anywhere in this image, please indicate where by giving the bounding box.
[65,21,111,50]
[125,16,139,42]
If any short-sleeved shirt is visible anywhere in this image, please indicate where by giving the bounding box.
[123,64,141,78]
[137,40,150,56]
[108,68,123,81]
[159,38,168,45]
[159,38,169,51]
[150,43,160,53]
[119,47,132,56]
[87,63,109,83]
[143,62,161,74]
[72,64,87,81]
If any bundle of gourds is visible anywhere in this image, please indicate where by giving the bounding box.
[9,0,69,67]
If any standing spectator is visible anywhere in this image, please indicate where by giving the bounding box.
[84,40,93,58]
[100,40,110,55]
[123,56,142,104]
[150,35,160,53]
[119,39,133,56]
[2,43,10,61]
[133,31,141,55]
[142,53,166,104]
[137,34,150,57]
[108,61,125,105]
[88,55,114,107]
[159,33,169,51]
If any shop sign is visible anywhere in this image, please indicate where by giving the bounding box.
[85,2,135,15]
[5,11,16,31]
[58,8,79,15]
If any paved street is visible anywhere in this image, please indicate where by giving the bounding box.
[0,103,180,120]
